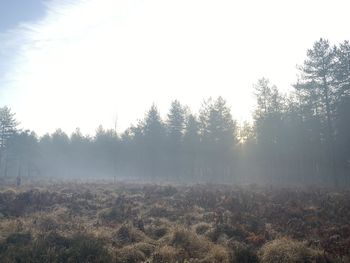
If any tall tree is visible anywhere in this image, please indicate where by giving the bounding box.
[166,100,186,145]
[334,41,350,98]
[166,100,186,179]
[199,97,237,181]
[142,104,166,179]
[334,96,350,177]
[297,38,338,185]
[0,106,18,149]
[94,125,119,176]
[0,106,18,176]
[183,113,200,180]
[69,128,93,176]
[253,79,285,181]
[253,79,284,149]
[7,130,39,177]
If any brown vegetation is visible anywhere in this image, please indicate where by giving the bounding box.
[0,181,349,262]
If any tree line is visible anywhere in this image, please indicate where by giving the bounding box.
[0,38,349,186]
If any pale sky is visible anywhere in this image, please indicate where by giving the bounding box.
[0,0,349,136]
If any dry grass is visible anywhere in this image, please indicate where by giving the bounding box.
[152,245,178,263]
[201,245,230,263]
[193,222,212,235]
[0,181,348,262]
[112,224,148,246]
[115,245,146,263]
[258,237,324,263]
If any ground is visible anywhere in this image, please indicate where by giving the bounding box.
[0,178,349,262]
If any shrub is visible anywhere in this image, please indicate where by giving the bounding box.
[149,205,173,218]
[228,240,259,263]
[234,248,259,263]
[145,225,168,239]
[100,195,134,223]
[152,245,178,263]
[194,222,211,235]
[169,226,209,259]
[0,231,112,263]
[132,242,156,257]
[115,245,146,263]
[5,232,32,245]
[34,215,60,232]
[259,237,323,263]
[207,223,247,242]
[63,233,112,263]
[201,245,230,263]
[113,224,146,246]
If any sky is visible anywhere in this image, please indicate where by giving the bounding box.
[0,0,349,136]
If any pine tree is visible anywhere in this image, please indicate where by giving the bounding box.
[142,104,166,179]
[297,38,338,185]
[143,104,165,140]
[167,100,186,145]
[334,41,350,98]
[0,106,18,177]
[253,79,285,181]
[183,114,200,180]
[199,97,237,181]
[166,100,186,179]
[0,106,18,150]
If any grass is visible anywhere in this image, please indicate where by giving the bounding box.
[0,180,349,262]
[258,237,324,263]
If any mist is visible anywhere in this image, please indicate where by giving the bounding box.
[1,1,350,262]
[1,38,350,187]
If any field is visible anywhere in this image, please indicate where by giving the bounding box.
[0,179,349,262]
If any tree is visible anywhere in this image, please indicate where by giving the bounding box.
[142,104,166,179]
[254,78,284,119]
[297,38,338,185]
[0,106,18,176]
[143,105,165,140]
[334,41,350,98]
[253,79,285,182]
[183,113,200,180]
[333,42,350,178]
[199,97,237,181]
[166,100,186,145]
[166,100,186,179]
[253,79,284,149]
[0,107,18,149]
[334,96,350,177]
[7,130,39,177]
[70,128,92,176]
[93,125,119,176]
[200,97,237,146]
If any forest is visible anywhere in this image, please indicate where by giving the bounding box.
[0,38,349,187]
[0,38,350,262]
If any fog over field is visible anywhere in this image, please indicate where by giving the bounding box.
[0,0,349,186]
[0,0,350,262]
[1,53,350,186]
